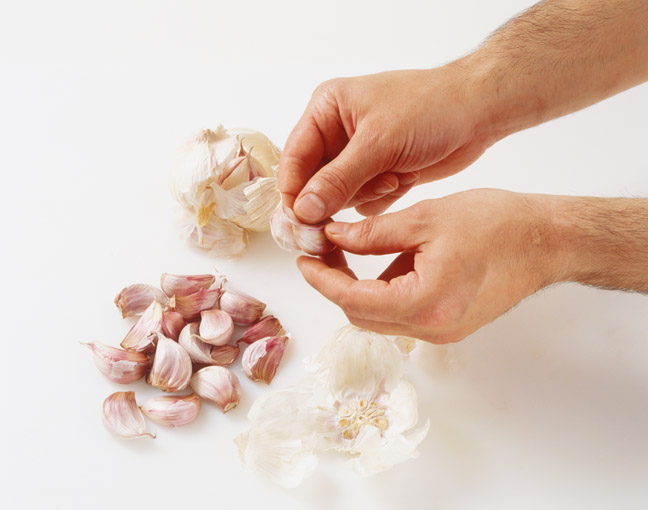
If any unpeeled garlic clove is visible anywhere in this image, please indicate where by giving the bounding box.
[178,322,214,364]
[114,284,168,318]
[171,288,221,321]
[160,273,216,297]
[161,311,186,341]
[270,203,300,251]
[140,394,201,428]
[83,342,150,384]
[219,288,266,325]
[242,336,289,384]
[210,344,240,366]
[199,309,234,345]
[236,316,285,346]
[190,366,241,413]
[120,300,164,353]
[270,204,335,256]
[103,391,155,439]
[147,332,192,392]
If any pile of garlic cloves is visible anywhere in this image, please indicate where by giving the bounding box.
[85,272,289,439]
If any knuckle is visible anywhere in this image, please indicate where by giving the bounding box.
[354,215,380,242]
[317,169,352,203]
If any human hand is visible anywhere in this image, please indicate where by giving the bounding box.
[278,67,495,223]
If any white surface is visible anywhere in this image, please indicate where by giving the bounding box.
[1,1,647,509]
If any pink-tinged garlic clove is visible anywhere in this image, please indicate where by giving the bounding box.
[178,323,214,364]
[236,316,285,346]
[160,273,216,297]
[83,342,150,384]
[147,332,192,392]
[270,204,300,251]
[120,300,164,353]
[171,288,221,321]
[270,204,335,256]
[199,309,234,345]
[219,289,265,325]
[190,366,241,413]
[140,394,201,428]
[102,391,155,439]
[210,344,240,366]
[114,284,169,318]
[241,336,289,384]
[161,311,186,341]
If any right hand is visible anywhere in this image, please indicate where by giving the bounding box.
[278,66,496,223]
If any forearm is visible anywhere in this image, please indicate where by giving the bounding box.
[460,0,648,144]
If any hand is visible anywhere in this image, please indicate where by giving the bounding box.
[296,189,560,343]
[278,67,494,223]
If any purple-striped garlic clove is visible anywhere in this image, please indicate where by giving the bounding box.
[147,332,192,392]
[178,322,214,364]
[219,289,265,325]
[114,284,169,318]
[236,315,285,346]
[83,342,150,384]
[199,309,234,345]
[140,394,201,428]
[190,366,241,413]
[102,391,155,439]
[210,344,240,366]
[171,288,221,321]
[160,273,216,297]
[120,300,164,353]
[241,336,289,384]
[161,311,186,341]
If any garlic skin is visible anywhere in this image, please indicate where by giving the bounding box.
[160,273,216,297]
[236,315,285,345]
[120,300,164,353]
[210,344,240,366]
[83,342,150,384]
[103,391,155,439]
[114,284,168,318]
[170,288,221,321]
[219,289,266,325]
[270,205,335,256]
[190,366,241,413]
[147,332,192,392]
[199,309,234,346]
[140,394,201,428]
[161,311,186,341]
[241,336,289,384]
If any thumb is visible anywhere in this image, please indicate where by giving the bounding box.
[294,132,382,223]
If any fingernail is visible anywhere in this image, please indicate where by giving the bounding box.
[295,193,327,222]
[399,172,419,186]
[374,180,398,195]
[325,222,349,236]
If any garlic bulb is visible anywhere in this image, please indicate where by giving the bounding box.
[147,332,193,392]
[83,342,150,384]
[190,366,241,413]
[103,391,155,439]
[241,336,289,384]
[141,394,201,428]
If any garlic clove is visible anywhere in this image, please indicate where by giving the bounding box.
[140,394,201,428]
[187,211,249,259]
[270,203,300,251]
[229,128,280,177]
[83,342,150,384]
[161,311,186,341]
[147,332,193,392]
[160,273,216,297]
[178,322,214,364]
[241,336,289,384]
[114,284,168,318]
[236,316,285,346]
[210,344,240,366]
[171,288,221,321]
[199,309,234,346]
[270,204,335,256]
[219,288,266,325]
[120,300,164,353]
[190,366,241,413]
[230,177,280,232]
[103,391,155,439]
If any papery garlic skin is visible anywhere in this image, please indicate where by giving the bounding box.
[114,284,168,318]
[237,316,285,345]
[190,366,241,413]
[270,205,335,256]
[141,394,201,428]
[83,342,150,384]
[147,332,192,392]
[241,336,289,384]
[171,288,221,321]
[160,273,215,297]
[219,289,266,325]
[103,391,155,439]
[199,309,234,346]
[161,311,186,341]
[120,300,164,353]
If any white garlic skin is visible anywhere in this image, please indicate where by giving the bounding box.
[141,394,201,428]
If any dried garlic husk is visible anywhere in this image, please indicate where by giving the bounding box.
[171,288,221,321]
[219,288,266,325]
[270,204,335,256]
[199,309,234,346]
[161,311,186,341]
[147,332,192,392]
[103,391,155,439]
[114,284,168,318]
[237,315,285,345]
[241,336,289,384]
[141,394,201,428]
[190,366,241,413]
[210,344,239,366]
[83,342,150,384]
[120,300,164,353]
[160,273,216,297]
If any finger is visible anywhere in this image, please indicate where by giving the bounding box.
[417,144,486,184]
[319,248,358,279]
[354,172,419,216]
[378,251,416,282]
[347,172,400,208]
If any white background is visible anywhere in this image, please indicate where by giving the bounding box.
[2,0,647,508]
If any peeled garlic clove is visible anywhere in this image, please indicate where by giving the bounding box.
[83,342,150,384]
[140,394,201,428]
[161,311,186,341]
[114,284,168,318]
[120,300,164,353]
[241,336,289,384]
[160,273,216,297]
[199,309,234,345]
[178,322,214,364]
[210,344,240,366]
[190,366,241,413]
[237,316,285,346]
[147,332,192,392]
[103,391,155,439]
[219,289,266,325]
[171,288,221,321]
